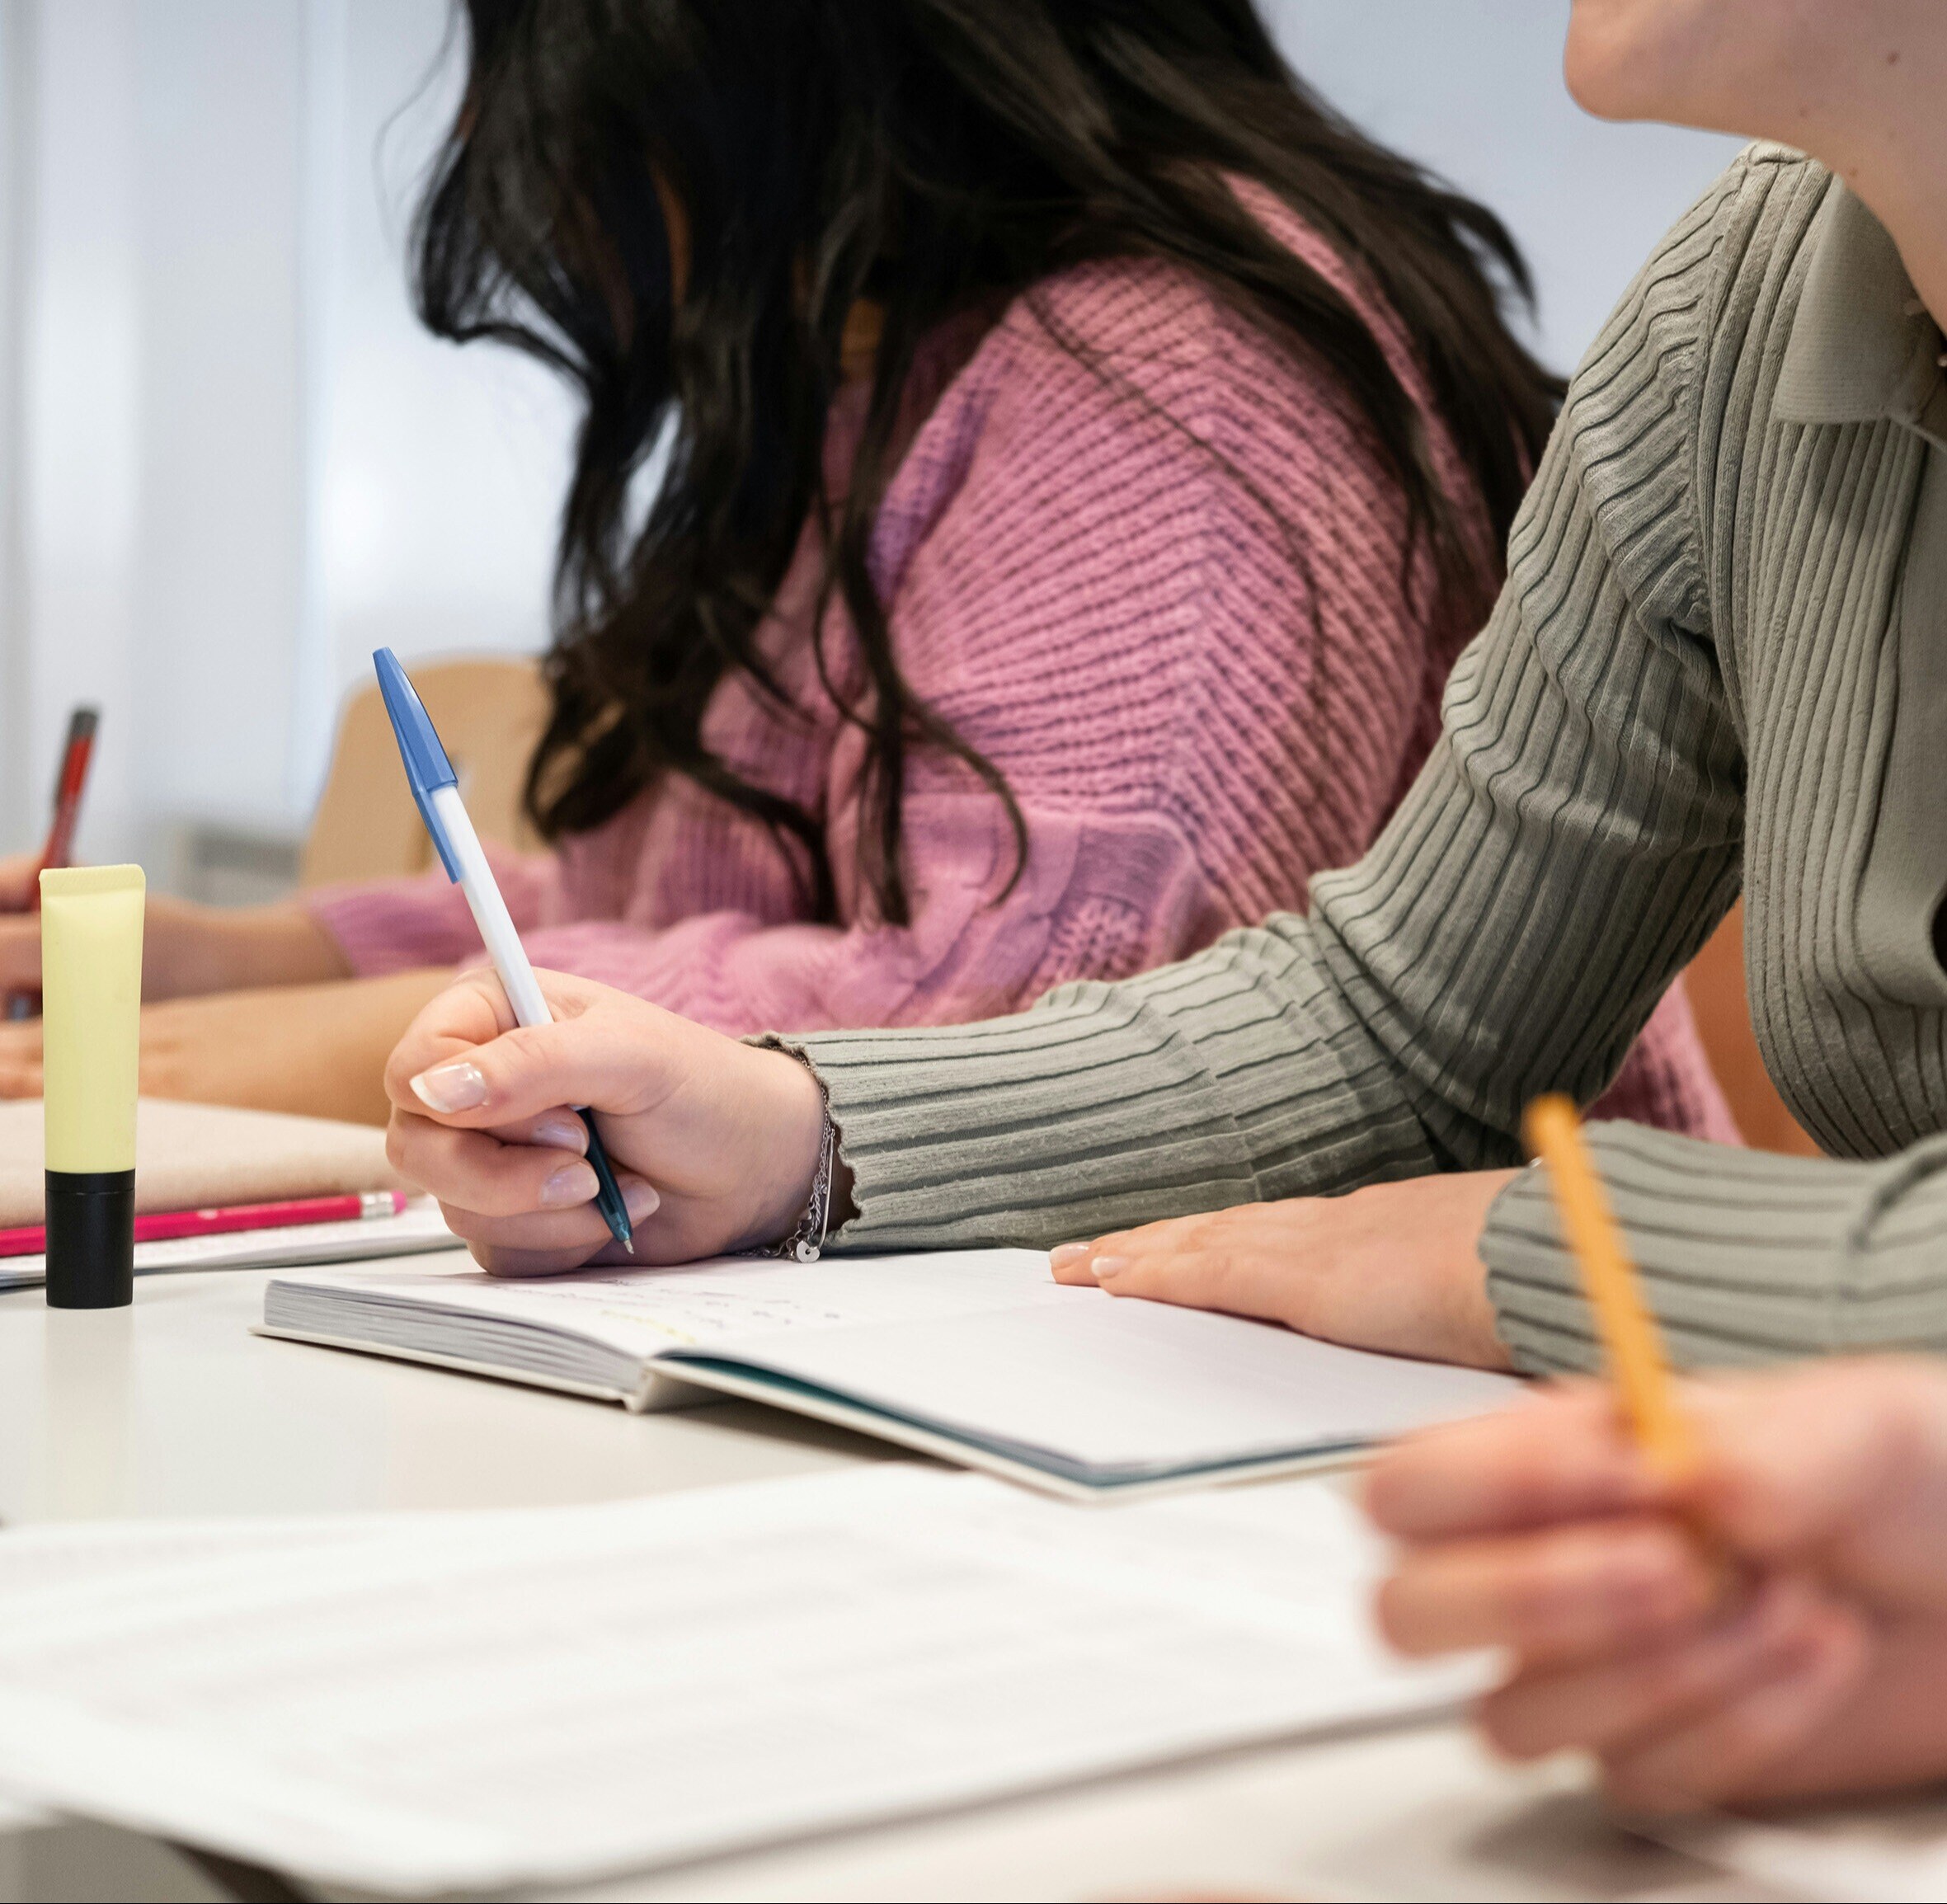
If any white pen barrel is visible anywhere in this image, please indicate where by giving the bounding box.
[429,783,553,1030]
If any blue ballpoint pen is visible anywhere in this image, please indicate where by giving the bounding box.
[373,648,635,1254]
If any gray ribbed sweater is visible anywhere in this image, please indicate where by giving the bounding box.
[787,148,1947,1375]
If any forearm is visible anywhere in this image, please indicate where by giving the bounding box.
[139,967,454,1124]
[1484,1123,1947,1375]
[784,912,1445,1251]
[784,170,1766,1251]
[146,898,353,998]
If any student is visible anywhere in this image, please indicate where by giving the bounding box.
[0,0,1729,1136]
[1366,1359,1947,1811]
[379,0,1947,1359]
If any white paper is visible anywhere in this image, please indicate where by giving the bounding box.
[1654,1802,1947,1902]
[0,1201,459,1291]
[0,1467,1484,1896]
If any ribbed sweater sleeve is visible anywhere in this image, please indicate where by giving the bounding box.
[1489,1123,1947,1371]
[788,157,1783,1335]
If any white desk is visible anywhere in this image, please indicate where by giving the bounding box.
[0,1267,1761,1903]
[0,1262,894,1526]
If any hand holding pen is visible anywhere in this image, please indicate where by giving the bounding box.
[382,963,827,1275]
[373,650,640,1255]
[1362,1100,1871,1812]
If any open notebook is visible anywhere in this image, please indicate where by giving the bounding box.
[0,1465,1489,1897]
[0,1099,454,1289]
[261,1248,1520,1497]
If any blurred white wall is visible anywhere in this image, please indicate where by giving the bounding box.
[0,0,1742,883]
[0,0,573,878]
[1262,2,1741,370]
[299,0,572,810]
[0,1,34,861]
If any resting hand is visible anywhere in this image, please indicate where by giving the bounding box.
[1048,1172,1517,1369]
[384,968,832,1274]
[1367,1361,1947,1810]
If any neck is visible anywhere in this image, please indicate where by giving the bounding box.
[1798,42,1947,326]
[1838,157,1947,331]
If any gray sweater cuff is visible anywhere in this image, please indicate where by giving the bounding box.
[1484,1121,1947,1375]
[764,993,1264,1251]
[761,916,1456,1253]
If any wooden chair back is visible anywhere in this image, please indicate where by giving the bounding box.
[1682,900,1820,1155]
[300,657,551,888]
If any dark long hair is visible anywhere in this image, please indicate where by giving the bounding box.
[416,0,1560,924]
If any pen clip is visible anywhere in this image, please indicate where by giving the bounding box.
[373,648,464,882]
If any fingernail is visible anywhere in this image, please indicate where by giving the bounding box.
[411,1061,488,1113]
[622,1176,661,1221]
[530,1114,586,1153]
[1050,1243,1091,1270]
[538,1161,599,1208]
[1090,1254,1130,1280]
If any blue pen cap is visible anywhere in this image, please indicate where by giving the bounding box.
[373,648,463,881]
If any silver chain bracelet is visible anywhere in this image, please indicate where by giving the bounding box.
[764,1057,836,1262]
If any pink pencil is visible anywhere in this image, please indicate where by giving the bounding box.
[0,1189,407,1259]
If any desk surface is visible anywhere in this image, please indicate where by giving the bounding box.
[0,1260,896,1526]
[0,1265,1755,1903]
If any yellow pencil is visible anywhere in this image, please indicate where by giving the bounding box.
[1521,1093,1696,1479]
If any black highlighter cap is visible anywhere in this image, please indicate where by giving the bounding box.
[45,1169,135,1309]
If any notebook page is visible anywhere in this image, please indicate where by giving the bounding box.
[0,1467,1484,1897]
[674,1295,1521,1478]
[272,1247,1070,1361]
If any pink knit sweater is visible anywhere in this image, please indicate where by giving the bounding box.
[309,195,1735,1141]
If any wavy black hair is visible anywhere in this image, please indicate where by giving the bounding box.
[415,0,1560,924]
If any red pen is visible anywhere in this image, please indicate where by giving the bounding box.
[7,707,100,1021]
[0,1189,408,1260]
[36,707,99,881]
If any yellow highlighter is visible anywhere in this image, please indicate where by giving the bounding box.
[40,865,145,1309]
[1521,1093,1696,1480]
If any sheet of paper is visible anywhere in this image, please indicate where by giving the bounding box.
[1653,1800,1947,1902]
[0,1467,1484,1897]
[0,1203,460,1291]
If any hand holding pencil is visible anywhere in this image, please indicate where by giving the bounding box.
[1362,1100,1947,1811]
[1363,1356,1947,1810]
